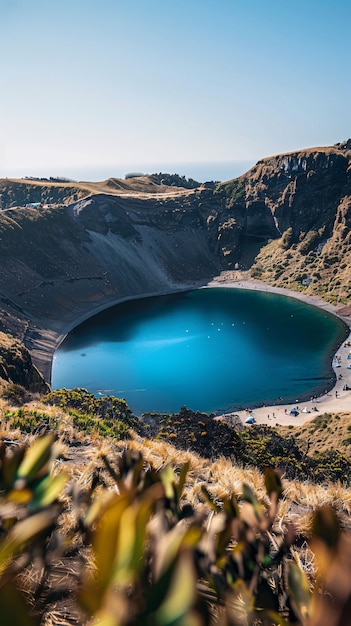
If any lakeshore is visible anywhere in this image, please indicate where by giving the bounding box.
[52,272,350,420]
[208,273,351,426]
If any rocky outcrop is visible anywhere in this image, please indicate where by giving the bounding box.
[244,148,349,239]
[227,144,351,302]
[0,332,49,393]
[0,141,350,382]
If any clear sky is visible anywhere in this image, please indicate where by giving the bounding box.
[1,0,350,181]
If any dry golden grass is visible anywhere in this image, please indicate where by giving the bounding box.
[3,401,351,625]
[2,175,196,200]
[250,228,351,306]
[1,398,351,538]
[276,412,351,456]
[121,433,351,535]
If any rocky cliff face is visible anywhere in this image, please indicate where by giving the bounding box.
[244,147,349,238]
[0,332,49,393]
[216,142,351,255]
[231,143,351,303]
[0,141,350,381]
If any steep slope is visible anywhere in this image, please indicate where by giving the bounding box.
[0,331,49,393]
[218,141,351,304]
[0,189,222,378]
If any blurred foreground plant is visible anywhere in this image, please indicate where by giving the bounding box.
[0,434,68,625]
[0,436,350,625]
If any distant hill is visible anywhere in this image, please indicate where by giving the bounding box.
[0,172,199,210]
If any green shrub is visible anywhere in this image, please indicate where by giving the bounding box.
[43,387,144,440]
[0,437,349,626]
[280,227,294,249]
[0,384,27,406]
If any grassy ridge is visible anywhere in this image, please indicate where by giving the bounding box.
[2,387,351,486]
[0,402,350,625]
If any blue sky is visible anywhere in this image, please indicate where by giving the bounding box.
[1,0,350,180]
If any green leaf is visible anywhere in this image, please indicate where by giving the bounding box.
[16,434,54,484]
[311,505,341,550]
[154,523,202,581]
[288,561,311,620]
[83,491,114,529]
[175,462,189,500]
[113,496,152,585]
[0,509,58,573]
[0,581,40,626]
[31,472,68,508]
[223,493,240,519]
[200,486,221,512]
[241,483,257,505]
[242,483,263,520]
[79,494,130,614]
[155,551,196,625]
[264,468,283,497]
[160,465,176,500]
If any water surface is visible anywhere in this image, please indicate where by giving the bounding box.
[52,288,347,414]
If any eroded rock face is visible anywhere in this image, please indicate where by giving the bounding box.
[0,141,350,380]
[0,332,49,394]
[246,149,349,239]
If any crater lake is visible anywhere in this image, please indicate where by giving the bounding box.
[51,288,348,414]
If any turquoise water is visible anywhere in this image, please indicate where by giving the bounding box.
[52,288,347,414]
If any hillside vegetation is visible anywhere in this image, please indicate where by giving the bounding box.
[217,142,351,307]
[0,393,351,625]
[276,411,351,457]
[0,386,350,489]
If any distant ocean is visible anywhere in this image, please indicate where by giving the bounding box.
[61,160,256,184]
